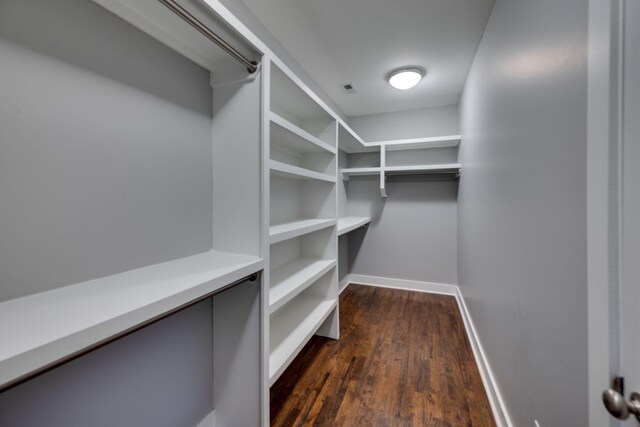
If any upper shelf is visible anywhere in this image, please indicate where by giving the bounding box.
[340,167,381,180]
[92,0,259,72]
[270,160,336,183]
[337,132,461,154]
[271,112,336,155]
[337,217,371,236]
[385,163,461,175]
[371,135,461,151]
[0,250,263,390]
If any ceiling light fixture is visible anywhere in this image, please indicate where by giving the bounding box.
[387,67,425,90]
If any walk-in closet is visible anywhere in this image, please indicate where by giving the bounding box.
[1,0,635,426]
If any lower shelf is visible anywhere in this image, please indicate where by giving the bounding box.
[0,250,263,390]
[269,294,337,385]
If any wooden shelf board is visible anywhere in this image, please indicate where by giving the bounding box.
[270,160,336,183]
[269,218,336,244]
[269,258,336,314]
[337,217,372,236]
[269,294,337,385]
[0,250,263,389]
[270,112,336,155]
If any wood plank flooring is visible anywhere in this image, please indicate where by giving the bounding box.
[270,284,496,427]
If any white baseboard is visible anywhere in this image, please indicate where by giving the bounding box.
[454,288,513,427]
[342,273,458,295]
[340,274,512,427]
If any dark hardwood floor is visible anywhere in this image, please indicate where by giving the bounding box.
[270,284,496,427]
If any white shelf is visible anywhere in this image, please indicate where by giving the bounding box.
[0,250,263,389]
[270,160,336,183]
[340,167,381,179]
[269,218,336,244]
[269,258,336,314]
[371,135,461,151]
[385,163,461,175]
[92,0,255,72]
[337,216,372,236]
[269,294,337,384]
[270,112,336,154]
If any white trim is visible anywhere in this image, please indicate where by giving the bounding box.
[343,274,457,296]
[454,288,513,427]
[340,276,512,427]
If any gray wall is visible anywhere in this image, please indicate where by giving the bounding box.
[339,112,459,286]
[457,0,588,425]
[344,176,458,285]
[0,2,220,426]
[0,0,213,301]
[0,301,213,427]
[348,104,459,141]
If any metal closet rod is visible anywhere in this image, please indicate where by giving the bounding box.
[0,270,262,393]
[158,0,258,73]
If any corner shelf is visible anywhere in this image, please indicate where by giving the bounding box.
[269,258,336,314]
[269,294,337,385]
[0,250,263,389]
[337,216,371,236]
[270,112,336,155]
[269,218,336,244]
[340,167,381,180]
[270,160,336,183]
[385,163,461,175]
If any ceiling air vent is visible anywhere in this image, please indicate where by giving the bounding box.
[342,83,356,94]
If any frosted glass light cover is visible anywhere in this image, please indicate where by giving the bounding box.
[387,69,423,90]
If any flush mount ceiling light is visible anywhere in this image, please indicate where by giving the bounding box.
[387,67,425,90]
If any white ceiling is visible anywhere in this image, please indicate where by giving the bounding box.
[240,0,495,117]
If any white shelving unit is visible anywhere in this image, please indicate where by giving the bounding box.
[0,250,262,389]
[270,160,336,182]
[266,62,340,387]
[270,258,336,314]
[269,218,336,244]
[340,167,382,179]
[337,216,372,236]
[269,294,337,384]
[1,1,265,426]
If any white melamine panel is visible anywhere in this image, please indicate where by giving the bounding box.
[337,217,371,236]
[92,0,258,72]
[340,167,382,179]
[269,295,337,384]
[269,219,336,244]
[270,259,336,314]
[212,70,262,256]
[212,278,261,427]
[271,112,336,154]
[385,163,461,175]
[372,135,461,150]
[0,250,263,389]
[270,160,336,182]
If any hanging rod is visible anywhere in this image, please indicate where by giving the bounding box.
[158,0,258,73]
[0,270,262,393]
